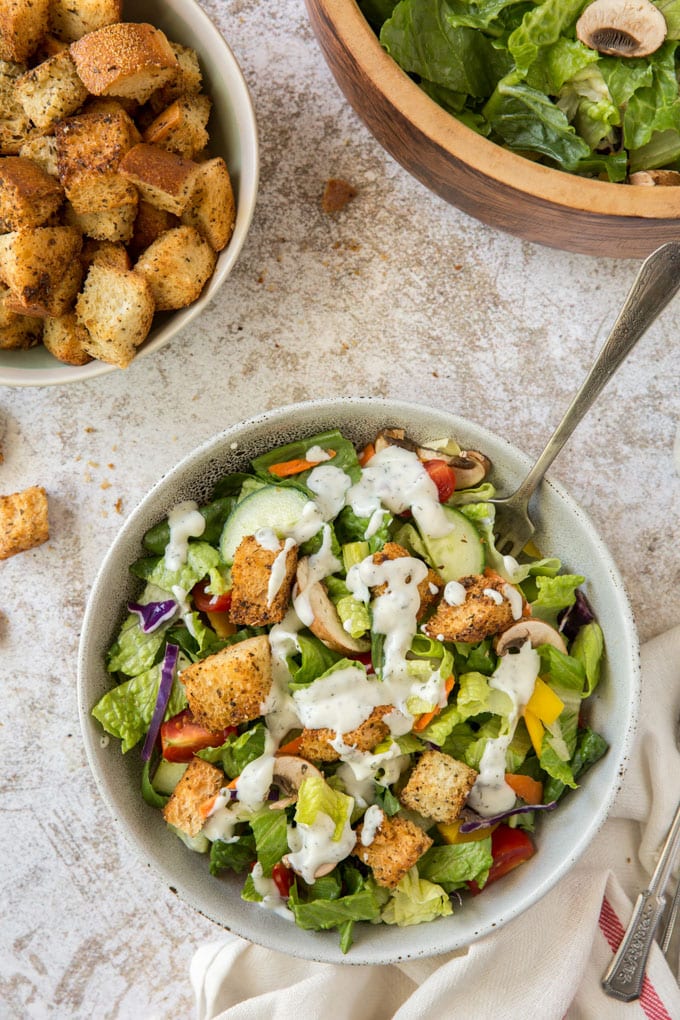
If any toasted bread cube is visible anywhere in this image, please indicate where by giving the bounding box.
[424,573,518,644]
[399,750,478,824]
[65,198,137,243]
[49,0,122,43]
[0,485,49,560]
[149,41,202,113]
[181,157,235,253]
[14,49,88,131]
[162,757,223,838]
[134,225,216,310]
[371,542,443,622]
[4,256,82,317]
[353,815,432,889]
[229,534,298,628]
[129,199,178,255]
[36,32,68,57]
[181,635,272,731]
[19,133,58,177]
[0,0,49,63]
[143,93,210,159]
[66,174,137,218]
[119,142,201,214]
[75,263,154,368]
[55,108,139,188]
[0,59,32,154]
[0,224,81,303]
[70,22,178,104]
[0,282,43,347]
[42,311,91,364]
[0,156,63,229]
[81,238,130,273]
[298,706,392,764]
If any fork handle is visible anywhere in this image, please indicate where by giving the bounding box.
[601,890,668,1001]
[512,241,680,505]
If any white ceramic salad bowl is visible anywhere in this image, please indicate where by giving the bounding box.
[0,0,259,388]
[77,397,639,965]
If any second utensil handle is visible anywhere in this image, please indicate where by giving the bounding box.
[601,890,667,1001]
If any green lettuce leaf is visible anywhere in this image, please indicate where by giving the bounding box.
[381,866,453,926]
[570,621,604,696]
[418,838,492,892]
[92,662,187,753]
[250,808,290,876]
[198,722,267,777]
[295,776,354,840]
[209,833,256,875]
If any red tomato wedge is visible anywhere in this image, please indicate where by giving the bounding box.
[191,578,232,614]
[423,459,456,502]
[160,709,236,762]
[468,824,535,895]
[272,861,294,898]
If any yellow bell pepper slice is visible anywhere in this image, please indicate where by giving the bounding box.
[437,819,498,844]
[523,707,545,757]
[525,677,564,726]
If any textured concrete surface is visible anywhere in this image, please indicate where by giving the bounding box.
[2,1,680,1016]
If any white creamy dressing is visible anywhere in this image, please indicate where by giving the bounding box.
[235,730,277,810]
[286,811,357,885]
[467,641,540,816]
[333,740,411,787]
[360,804,384,846]
[483,587,504,605]
[164,500,206,571]
[305,445,333,463]
[292,664,385,732]
[335,762,375,808]
[346,446,454,539]
[443,580,467,605]
[306,464,352,522]
[254,526,281,552]
[263,608,305,741]
[293,523,342,626]
[266,536,297,606]
[201,795,244,842]
[171,584,198,639]
[503,583,524,621]
[250,862,295,921]
[502,553,523,583]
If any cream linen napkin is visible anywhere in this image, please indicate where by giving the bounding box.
[191,627,680,1020]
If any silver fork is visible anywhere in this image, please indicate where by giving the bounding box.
[489,241,680,559]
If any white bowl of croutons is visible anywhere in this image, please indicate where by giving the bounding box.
[77,398,639,964]
[0,0,258,386]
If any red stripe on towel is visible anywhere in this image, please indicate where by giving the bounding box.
[599,897,673,1020]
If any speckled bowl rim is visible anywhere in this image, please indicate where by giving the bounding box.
[0,0,259,388]
[77,397,640,965]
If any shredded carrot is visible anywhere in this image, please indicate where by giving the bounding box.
[505,772,543,805]
[413,675,455,732]
[268,450,336,477]
[276,735,304,756]
[358,442,375,467]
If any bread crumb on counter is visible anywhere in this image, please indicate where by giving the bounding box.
[0,484,49,559]
[321,178,357,214]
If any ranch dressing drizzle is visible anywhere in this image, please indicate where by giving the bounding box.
[171,584,198,639]
[444,580,466,605]
[305,445,333,462]
[250,862,294,921]
[264,608,305,741]
[164,500,206,571]
[292,665,385,733]
[235,730,277,810]
[346,445,453,538]
[286,811,356,886]
[266,536,297,605]
[293,523,342,626]
[360,804,384,846]
[288,465,351,546]
[467,641,540,816]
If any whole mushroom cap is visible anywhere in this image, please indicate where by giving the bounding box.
[576,0,667,58]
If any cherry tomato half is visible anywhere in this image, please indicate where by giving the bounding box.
[272,861,294,898]
[424,460,456,502]
[191,578,232,614]
[467,824,535,895]
[160,709,236,762]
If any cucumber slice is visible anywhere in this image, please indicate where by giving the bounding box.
[153,758,188,795]
[421,506,485,581]
[219,485,309,564]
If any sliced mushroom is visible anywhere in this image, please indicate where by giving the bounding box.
[576,0,666,58]
[373,427,412,454]
[629,169,680,187]
[450,450,491,489]
[282,854,337,879]
[296,557,370,654]
[269,755,322,810]
[495,619,568,656]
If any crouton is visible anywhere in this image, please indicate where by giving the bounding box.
[42,311,91,364]
[118,142,201,214]
[134,225,216,310]
[399,750,478,824]
[371,542,443,621]
[19,133,58,177]
[49,0,122,43]
[70,23,178,104]
[0,0,49,63]
[75,262,154,368]
[0,59,32,154]
[298,705,392,764]
[65,197,137,243]
[81,238,130,272]
[181,634,272,731]
[353,815,432,889]
[162,757,224,838]
[4,256,81,317]
[14,49,88,131]
[181,156,235,252]
[423,573,518,644]
[66,174,138,219]
[55,108,139,189]
[229,534,298,628]
[0,485,49,559]
[0,225,81,307]
[0,156,63,230]
[0,283,43,347]
[128,199,178,255]
[148,41,203,113]
[143,93,210,159]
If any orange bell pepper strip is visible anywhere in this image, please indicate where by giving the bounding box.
[412,675,455,732]
[504,772,544,805]
[275,734,304,757]
[199,776,239,820]
[268,450,336,477]
[358,442,375,467]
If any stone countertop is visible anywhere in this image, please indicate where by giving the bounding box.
[2,1,679,1016]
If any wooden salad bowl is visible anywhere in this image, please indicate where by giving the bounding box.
[305,0,680,258]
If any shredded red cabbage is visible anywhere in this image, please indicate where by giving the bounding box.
[558,589,596,642]
[459,800,558,833]
[141,643,179,762]
[128,599,177,633]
